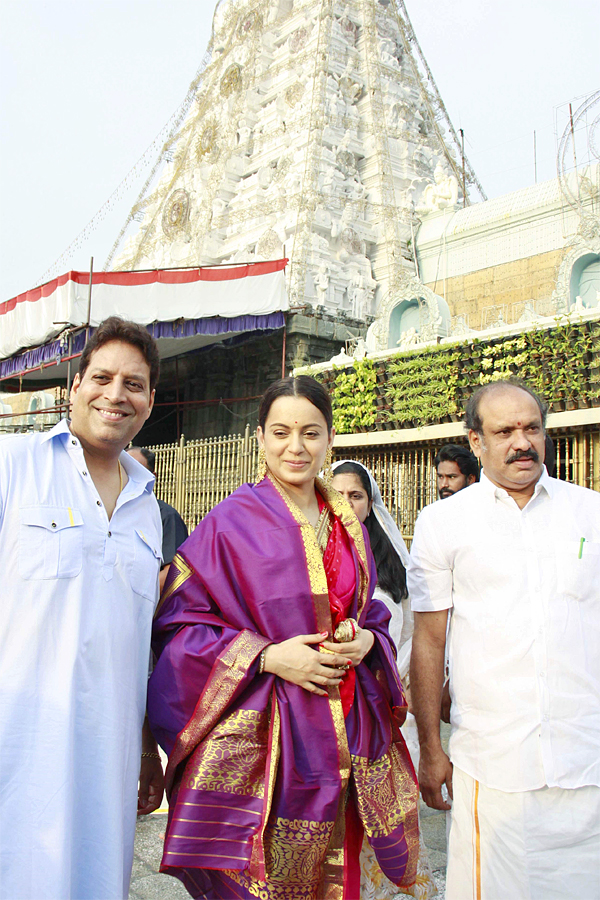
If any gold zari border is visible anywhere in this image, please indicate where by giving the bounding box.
[158,552,193,607]
[168,629,270,783]
[351,743,419,840]
[226,816,334,900]
[182,708,269,799]
[249,690,281,879]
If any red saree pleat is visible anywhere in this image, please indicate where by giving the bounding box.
[321,504,365,894]
[322,508,357,717]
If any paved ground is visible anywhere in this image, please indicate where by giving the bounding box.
[129,801,447,899]
[130,728,450,899]
[129,814,188,900]
[420,803,447,899]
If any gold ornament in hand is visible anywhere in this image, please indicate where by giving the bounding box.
[333,618,358,643]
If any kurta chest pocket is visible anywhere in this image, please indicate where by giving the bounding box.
[555,540,600,601]
[131,528,162,601]
[19,506,84,580]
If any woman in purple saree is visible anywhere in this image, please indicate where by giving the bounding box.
[148,377,419,900]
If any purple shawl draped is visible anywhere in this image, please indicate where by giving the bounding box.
[148,476,418,900]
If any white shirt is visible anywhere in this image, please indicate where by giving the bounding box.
[373,586,413,680]
[408,468,600,792]
[0,420,162,900]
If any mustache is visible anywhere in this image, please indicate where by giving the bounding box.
[506,448,540,465]
[439,488,455,497]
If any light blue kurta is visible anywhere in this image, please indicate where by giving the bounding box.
[0,420,162,899]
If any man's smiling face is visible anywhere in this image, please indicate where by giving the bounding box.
[69,340,154,456]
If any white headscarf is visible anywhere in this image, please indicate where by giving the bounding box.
[331,458,414,678]
[331,459,410,568]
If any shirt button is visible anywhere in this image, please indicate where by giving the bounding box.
[82,471,88,477]
[108,531,112,537]
[540,671,545,678]
[96,500,102,507]
[51,522,57,528]
[71,440,77,446]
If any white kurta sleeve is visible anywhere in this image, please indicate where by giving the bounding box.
[407,506,453,612]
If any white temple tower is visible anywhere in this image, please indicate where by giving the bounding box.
[109,0,484,344]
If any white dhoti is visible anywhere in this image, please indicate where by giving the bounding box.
[446,767,600,900]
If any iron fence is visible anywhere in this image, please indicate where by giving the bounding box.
[149,426,600,544]
[150,427,259,532]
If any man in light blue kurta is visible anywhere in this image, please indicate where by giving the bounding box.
[0,318,164,900]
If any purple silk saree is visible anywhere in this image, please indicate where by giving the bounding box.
[148,476,419,900]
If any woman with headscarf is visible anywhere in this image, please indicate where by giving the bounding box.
[147,378,419,900]
[332,461,437,900]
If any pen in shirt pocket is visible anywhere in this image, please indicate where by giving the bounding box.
[578,537,586,559]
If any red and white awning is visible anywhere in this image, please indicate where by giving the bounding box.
[0,261,288,361]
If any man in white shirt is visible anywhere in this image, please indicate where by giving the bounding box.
[0,317,165,900]
[408,380,600,900]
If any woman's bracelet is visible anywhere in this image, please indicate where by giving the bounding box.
[141,751,161,760]
[258,649,267,674]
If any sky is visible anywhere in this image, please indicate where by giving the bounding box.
[0,0,598,303]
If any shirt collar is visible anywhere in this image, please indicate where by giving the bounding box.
[120,451,155,493]
[41,418,72,443]
[42,419,155,493]
[479,465,552,502]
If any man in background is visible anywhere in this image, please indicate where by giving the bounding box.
[128,446,188,591]
[434,443,478,499]
[0,318,164,900]
[433,444,478,719]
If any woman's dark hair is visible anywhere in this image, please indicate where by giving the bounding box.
[258,376,333,432]
[333,462,407,604]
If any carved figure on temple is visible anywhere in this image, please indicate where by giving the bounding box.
[397,327,419,350]
[352,338,368,359]
[210,198,227,225]
[339,63,362,102]
[379,38,400,69]
[345,174,367,200]
[257,166,273,189]
[518,301,540,324]
[330,346,354,366]
[315,263,330,304]
[349,269,374,319]
[416,163,459,213]
[327,85,346,120]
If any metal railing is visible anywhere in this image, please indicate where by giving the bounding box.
[150,426,258,532]
[149,426,600,543]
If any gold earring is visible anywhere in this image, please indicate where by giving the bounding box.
[255,447,267,483]
[322,447,333,487]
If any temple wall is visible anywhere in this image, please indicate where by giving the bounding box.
[424,248,564,329]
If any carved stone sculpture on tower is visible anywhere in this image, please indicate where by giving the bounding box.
[416,162,459,214]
